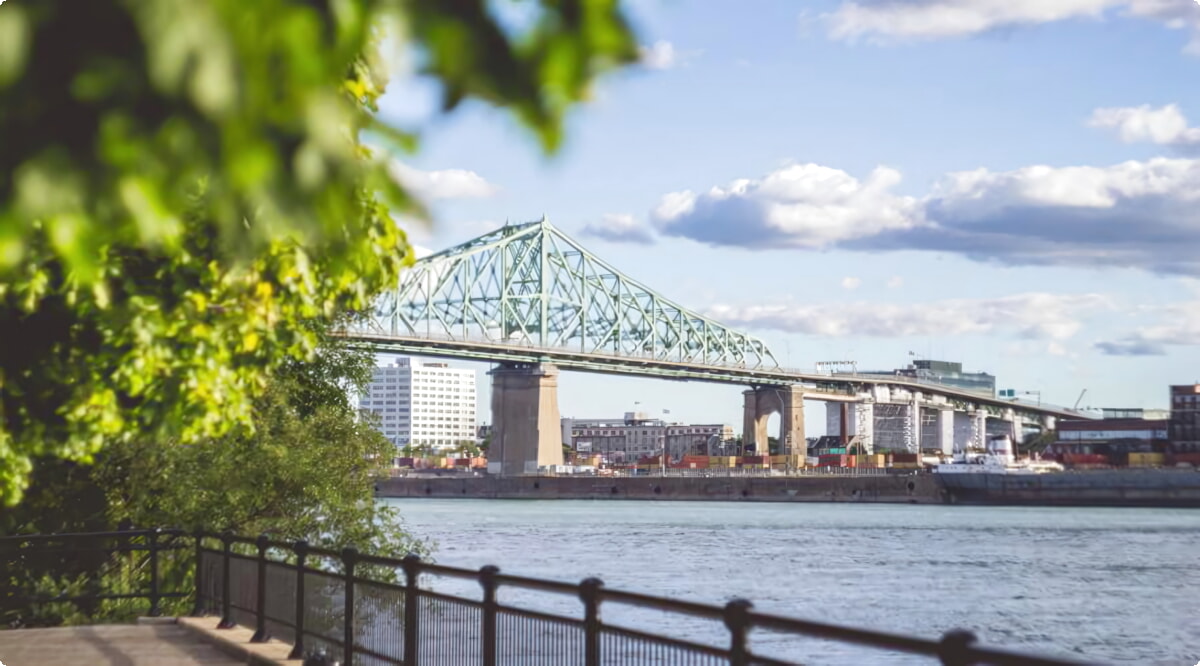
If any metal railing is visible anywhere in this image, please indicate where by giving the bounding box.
[3,530,1097,665]
[0,529,192,626]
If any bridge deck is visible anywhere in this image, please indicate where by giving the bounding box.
[0,623,244,666]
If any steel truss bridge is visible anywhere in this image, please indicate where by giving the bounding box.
[342,218,1087,421]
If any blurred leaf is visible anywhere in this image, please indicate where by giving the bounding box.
[0,0,637,505]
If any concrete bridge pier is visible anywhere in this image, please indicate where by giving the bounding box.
[1003,408,1019,444]
[935,408,955,454]
[742,386,805,455]
[489,363,563,476]
[971,409,987,449]
[905,393,922,454]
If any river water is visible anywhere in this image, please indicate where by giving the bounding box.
[382,499,1198,665]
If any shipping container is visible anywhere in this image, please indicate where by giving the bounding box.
[1168,452,1200,466]
[1063,453,1110,466]
[1128,452,1165,467]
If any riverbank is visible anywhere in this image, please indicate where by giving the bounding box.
[376,473,943,503]
[375,469,1200,507]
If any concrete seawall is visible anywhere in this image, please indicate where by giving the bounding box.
[376,474,944,504]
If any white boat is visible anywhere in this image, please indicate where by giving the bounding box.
[935,435,1064,475]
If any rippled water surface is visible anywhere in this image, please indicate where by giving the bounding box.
[383,499,1199,665]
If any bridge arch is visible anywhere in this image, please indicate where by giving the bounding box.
[742,386,805,457]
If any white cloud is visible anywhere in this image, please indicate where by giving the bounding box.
[639,41,701,70]
[886,276,904,289]
[895,157,1200,273]
[652,156,1200,275]
[390,162,499,200]
[652,163,920,249]
[580,213,655,245]
[826,0,1200,54]
[705,292,1112,341]
[1002,340,1075,358]
[841,276,862,290]
[1088,103,1200,149]
[412,244,434,259]
[1097,298,1200,355]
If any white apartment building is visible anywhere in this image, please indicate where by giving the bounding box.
[358,358,477,450]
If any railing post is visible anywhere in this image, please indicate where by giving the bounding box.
[217,531,236,629]
[579,577,604,666]
[402,553,422,666]
[251,534,270,643]
[191,530,205,617]
[147,528,162,617]
[938,629,978,666]
[478,565,499,666]
[288,540,308,660]
[342,547,358,666]
[723,599,753,666]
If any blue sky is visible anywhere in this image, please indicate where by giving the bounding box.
[375,0,1200,434]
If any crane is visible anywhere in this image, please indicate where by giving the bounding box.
[1073,389,1088,411]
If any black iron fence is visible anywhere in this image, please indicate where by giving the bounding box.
[0,529,192,626]
[2,530,1097,665]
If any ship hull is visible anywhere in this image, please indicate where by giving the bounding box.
[935,469,1200,507]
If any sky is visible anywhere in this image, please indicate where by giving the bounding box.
[373,0,1200,435]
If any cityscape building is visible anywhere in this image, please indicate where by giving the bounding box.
[1169,384,1200,453]
[358,358,477,450]
[561,412,733,462]
[1046,418,1169,457]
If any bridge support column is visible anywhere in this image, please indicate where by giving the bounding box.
[1003,408,1019,445]
[489,363,563,476]
[971,409,987,449]
[855,401,874,453]
[906,393,921,454]
[936,408,955,455]
[742,386,805,456]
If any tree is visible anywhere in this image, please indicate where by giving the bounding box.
[2,323,428,625]
[3,322,423,552]
[1019,430,1057,454]
[0,0,637,505]
[454,439,481,458]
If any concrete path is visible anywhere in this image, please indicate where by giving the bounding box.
[0,622,249,666]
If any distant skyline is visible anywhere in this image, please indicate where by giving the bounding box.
[374,1,1200,433]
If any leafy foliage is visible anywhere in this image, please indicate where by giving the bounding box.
[0,0,637,504]
[2,329,429,625]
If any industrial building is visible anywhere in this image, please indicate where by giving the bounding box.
[561,412,733,462]
[358,358,477,450]
[1045,418,1169,457]
[1170,384,1200,453]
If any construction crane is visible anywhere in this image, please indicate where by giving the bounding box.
[1073,389,1088,411]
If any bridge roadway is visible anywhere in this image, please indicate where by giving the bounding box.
[344,333,1089,421]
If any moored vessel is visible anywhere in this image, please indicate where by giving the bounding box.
[935,435,1064,475]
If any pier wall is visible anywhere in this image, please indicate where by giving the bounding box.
[375,474,943,504]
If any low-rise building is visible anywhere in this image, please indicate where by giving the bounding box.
[1046,418,1168,457]
[561,412,733,462]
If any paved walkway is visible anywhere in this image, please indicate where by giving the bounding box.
[0,623,247,665]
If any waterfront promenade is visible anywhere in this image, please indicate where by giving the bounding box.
[0,620,269,666]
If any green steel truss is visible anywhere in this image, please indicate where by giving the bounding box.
[358,218,779,369]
